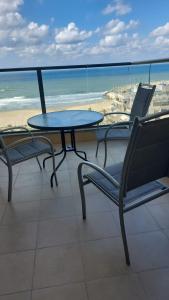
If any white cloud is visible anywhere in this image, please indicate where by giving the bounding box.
[10,22,48,45]
[126,20,139,30]
[87,18,141,59]
[0,46,13,55]
[55,22,92,44]
[0,12,24,29]
[149,22,169,51]
[88,32,143,61]
[102,0,132,16]
[0,0,168,66]
[105,19,125,34]
[0,0,49,49]
[154,36,169,47]
[151,22,169,36]
[98,18,139,50]
[104,19,138,35]
[100,33,126,47]
[0,0,23,13]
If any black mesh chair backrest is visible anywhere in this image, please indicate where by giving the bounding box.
[129,83,156,122]
[121,111,169,194]
[0,135,5,150]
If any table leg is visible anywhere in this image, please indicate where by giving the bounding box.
[43,148,64,169]
[50,130,67,187]
[71,130,87,160]
[49,129,87,187]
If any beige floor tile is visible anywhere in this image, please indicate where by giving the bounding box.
[0,191,8,204]
[0,162,20,176]
[1,140,169,299]
[81,237,131,280]
[0,176,17,202]
[40,181,73,199]
[2,201,40,225]
[54,170,72,183]
[146,193,169,206]
[32,283,87,300]
[41,152,69,172]
[139,268,169,300]
[37,217,79,248]
[33,244,84,289]
[74,190,113,215]
[0,222,37,254]
[129,231,169,272]
[147,203,169,229]
[39,197,77,220]
[12,186,41,202]
[0,251,34,295]
[14,171,50,188]
[18,156,51,173]
[113,206,160,235]
[87,274,146,300]
[18,158,44,174]
[163,228,169,240]
[0,205,6,224]
[0,291,31,300]
[77,212,120,241]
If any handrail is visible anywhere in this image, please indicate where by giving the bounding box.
[0,57,169,132]
[0,57,169,72]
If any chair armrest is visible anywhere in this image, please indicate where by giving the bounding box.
[104,112,131,118]
[97,112,134,129]
[104,120,134,140]
[3,136,54,151]
[78,161,120,189]
[1,126,32,135]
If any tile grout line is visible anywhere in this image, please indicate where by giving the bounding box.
[30,202,41,300]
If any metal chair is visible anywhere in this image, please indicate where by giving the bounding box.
[78,111,169,265]
[0,127,57,202]
[96,83,156,166]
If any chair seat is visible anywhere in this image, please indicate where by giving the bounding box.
[96,127,130,142]
[85,163,165,206]
[5,140,51,164]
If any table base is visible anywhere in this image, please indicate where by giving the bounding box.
[43,129,87,187]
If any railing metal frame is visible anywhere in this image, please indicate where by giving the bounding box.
[0,57,169,132]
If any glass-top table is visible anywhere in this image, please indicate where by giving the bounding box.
[27,110,104,185]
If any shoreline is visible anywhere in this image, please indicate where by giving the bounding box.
[0,79,168,128]
[0,97,113,128]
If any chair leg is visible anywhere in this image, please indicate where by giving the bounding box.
[78,166,86,219]
[104,140,108,167]
[95,141,100,157]
[119,210,130,265]
[36,157,42,170]
[8,165,13,202]
[51,152,58,186]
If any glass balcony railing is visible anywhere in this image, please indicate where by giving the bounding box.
[0,59,169,129]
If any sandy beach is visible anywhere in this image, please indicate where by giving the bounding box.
[0,97,113,128]
[0,80,168,129]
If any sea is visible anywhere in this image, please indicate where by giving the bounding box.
[0,63,169,111]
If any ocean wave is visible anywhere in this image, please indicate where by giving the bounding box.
[0,91,105,111]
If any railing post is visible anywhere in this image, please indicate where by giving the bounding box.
[37,69,46,114]
[148,64,151,84]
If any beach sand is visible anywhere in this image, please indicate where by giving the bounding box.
[0,80,167,128]
[0,97,113,128]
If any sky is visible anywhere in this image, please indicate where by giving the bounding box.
[1,0,169,67]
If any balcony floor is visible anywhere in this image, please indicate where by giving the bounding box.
[0,140,169,299]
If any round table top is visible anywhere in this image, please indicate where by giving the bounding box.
[27,110,104,130]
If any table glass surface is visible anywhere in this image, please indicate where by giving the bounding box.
[27,110,104,130]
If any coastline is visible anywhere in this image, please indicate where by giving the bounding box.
[0,79,169,128]
[0,97,113,128]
